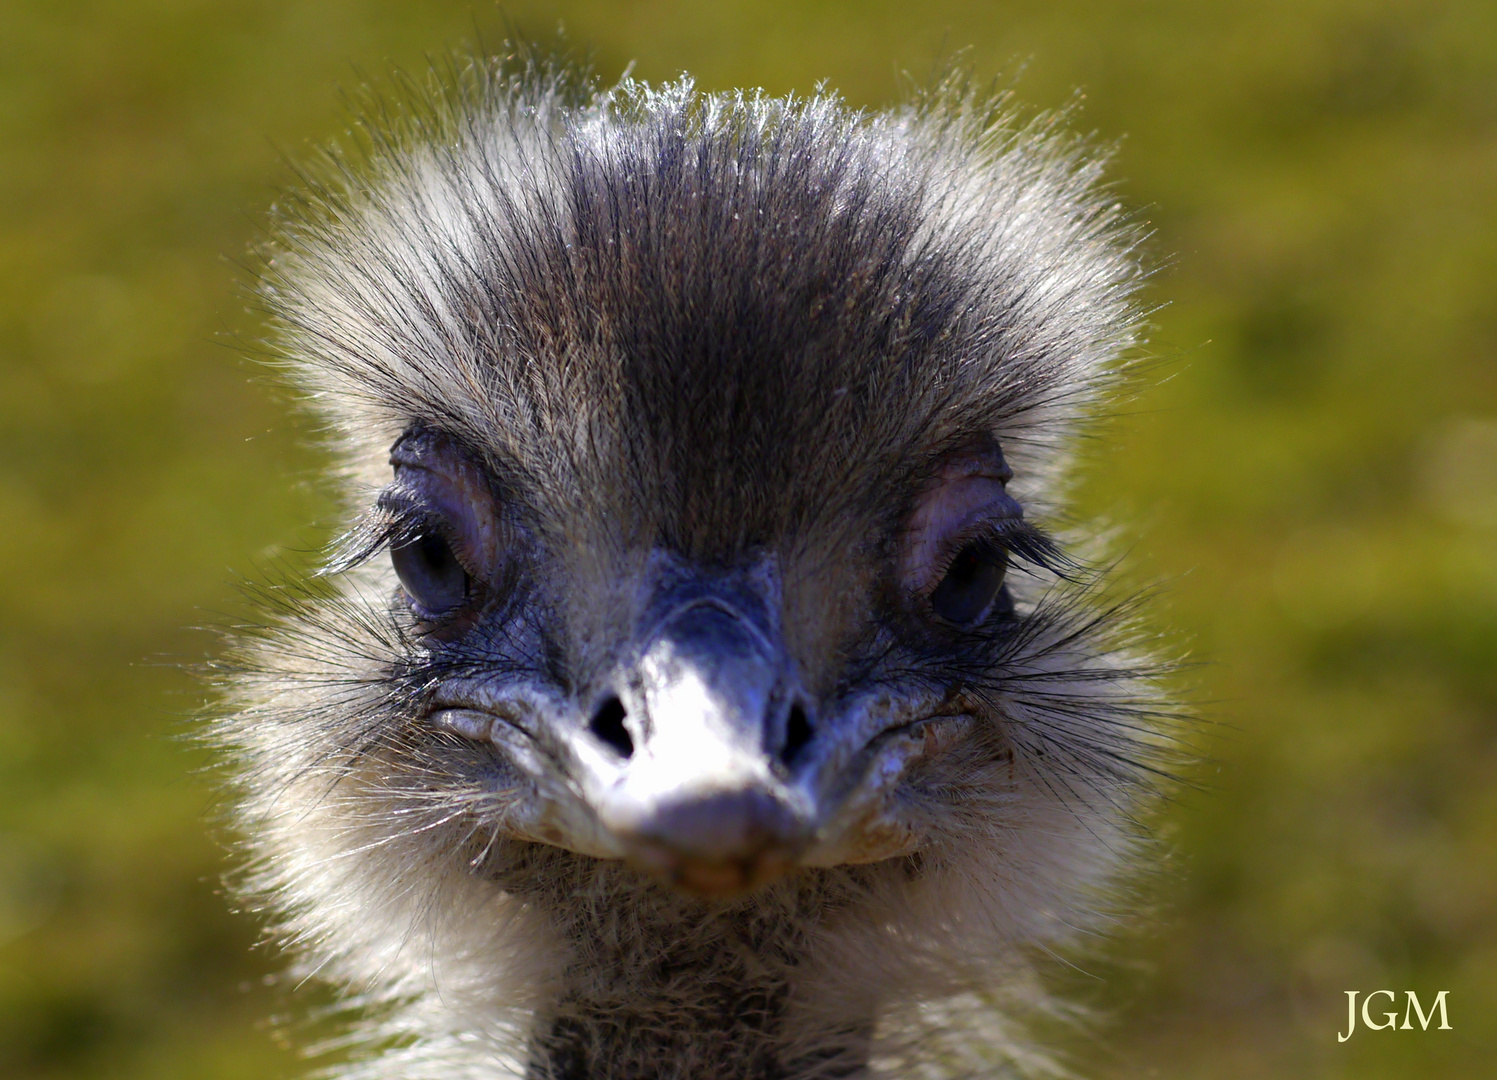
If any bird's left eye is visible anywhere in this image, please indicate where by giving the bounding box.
[392,531,470,617]
[929,541,1008,625]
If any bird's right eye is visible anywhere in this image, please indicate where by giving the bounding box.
[380,428,503,624]
[391,530,470,618]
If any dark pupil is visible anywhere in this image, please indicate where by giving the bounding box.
[391,532,468,615]
[930,543,1008,625]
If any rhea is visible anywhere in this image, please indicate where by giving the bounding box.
[222,56,1175,1080]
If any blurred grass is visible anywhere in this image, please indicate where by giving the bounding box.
[1,1,1493,1077]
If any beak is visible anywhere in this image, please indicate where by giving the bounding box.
[571,595,814,897]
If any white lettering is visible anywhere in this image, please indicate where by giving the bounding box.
[1362,990,1398,1031]
[1402,990,1451,1031]
[1338,991,1358,1042]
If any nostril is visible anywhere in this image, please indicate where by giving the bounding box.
[779,702,813,767]
[590,696,634,758]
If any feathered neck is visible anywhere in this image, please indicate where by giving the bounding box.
[490,846,877,1079]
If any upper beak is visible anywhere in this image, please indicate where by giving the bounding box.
[570,595,814,897]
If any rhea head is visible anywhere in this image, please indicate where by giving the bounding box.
[229,60,1167,1080]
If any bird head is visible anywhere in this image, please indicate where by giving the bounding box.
[236,66,1162,937]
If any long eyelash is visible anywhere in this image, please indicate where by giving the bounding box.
[324,496,431,575]
[997,519,1082,579]
[952,519,1084,581]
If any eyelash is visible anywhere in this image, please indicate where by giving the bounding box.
[928,517,1077,588]
[326,496,447,575]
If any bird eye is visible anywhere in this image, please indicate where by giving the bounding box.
[929,541,1008,625]
[391,531,470,617]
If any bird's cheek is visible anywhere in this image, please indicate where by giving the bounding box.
[800,713,976,867]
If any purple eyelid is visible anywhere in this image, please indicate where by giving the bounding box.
[389,460,498,578]
[901,474,1023,594]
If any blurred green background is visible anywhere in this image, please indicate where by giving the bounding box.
[2,1,1494,1077]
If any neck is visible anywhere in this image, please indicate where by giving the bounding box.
[526,987,871,1080]
[491,846,876,1080]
